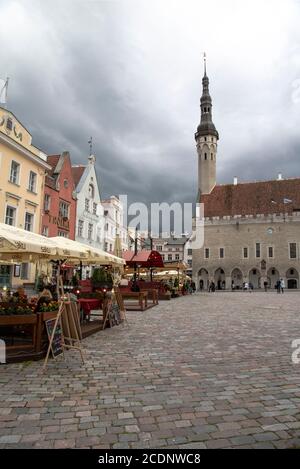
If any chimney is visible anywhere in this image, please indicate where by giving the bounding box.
[233,177,238,186]
[277,173,283,181]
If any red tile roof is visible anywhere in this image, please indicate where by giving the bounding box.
[47,155,60,176]
[72,166,86,187]
[201,178,300,218]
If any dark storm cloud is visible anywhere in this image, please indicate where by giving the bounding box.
[0,0,300,206]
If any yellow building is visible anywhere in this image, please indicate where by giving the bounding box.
[0,106,50,288]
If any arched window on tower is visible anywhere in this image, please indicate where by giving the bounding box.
[204,153,207,160]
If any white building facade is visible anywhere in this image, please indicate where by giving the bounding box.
[102,196,128,252]
[72,155,105,251]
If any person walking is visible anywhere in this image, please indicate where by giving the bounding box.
[275,279,280,294]
[280,278,285,294]
[264,280,268,292]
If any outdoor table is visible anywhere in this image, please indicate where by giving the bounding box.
[120,291,148,311]
[140,288,159,305]
[78,298,101,321]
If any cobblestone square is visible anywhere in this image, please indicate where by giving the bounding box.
[1,292,300,449]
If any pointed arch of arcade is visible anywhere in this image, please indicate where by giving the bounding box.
[231,268,243,289]
[267,267,279,289]
[214,268,226,290]
[198,268,209,291]
[286,267,299,289]
[249,268,261,289]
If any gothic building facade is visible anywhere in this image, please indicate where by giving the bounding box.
[192,64,300,290]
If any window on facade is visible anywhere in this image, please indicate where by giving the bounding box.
[21,263,29,280]
[188,259,192,267]
[205,248,210,259]
[93,202,97,215]
[110,244,112,252]
[85,198,89,212]
[289,243,297,259]
[105,223,108,231]
[243,247,248,258]
[28,171,37,192]
[5,206,16,226]
[268,247,274,258]
[10,161,20,184]
[168,254,172,261]
[59,201,69,218]
[175,254,180,260]
[6,118,13,131]
[220,248,224,259]
[42,226,49,237]
[255,243,261,258]
[44,194,50,211]
[78,220,84,237]
[25,212,34,232]
[58,231,69,238]
[64,179,68,188]
[105,242,108,252]
[188,249,192,256]
[157,245,162,251]
[88,223,93,240]
[161,254,165,260]
[88,184,94,198]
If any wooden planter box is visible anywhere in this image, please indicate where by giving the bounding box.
[0,314,38,350]
[0,315,37,325]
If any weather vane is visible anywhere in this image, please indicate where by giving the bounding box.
[88,136,93,156]
[203,52,207,75]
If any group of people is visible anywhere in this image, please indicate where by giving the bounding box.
[275,278,285,294]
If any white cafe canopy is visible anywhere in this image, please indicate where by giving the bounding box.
[0,222,57,261]
[51,237,125,267]
[0,223,124,267]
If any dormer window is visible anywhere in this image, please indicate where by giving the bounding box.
[88,183,94,199]
[6,118,13,131]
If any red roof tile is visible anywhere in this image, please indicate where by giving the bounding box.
[72,166,86,187]
[201,178,300,218]
[47,155,60,176]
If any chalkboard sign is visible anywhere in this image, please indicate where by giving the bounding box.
[103,300,123,329]
[45,318,63,358]
[111,301,122,326]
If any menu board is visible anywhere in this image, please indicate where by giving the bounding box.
[45,318,63,358]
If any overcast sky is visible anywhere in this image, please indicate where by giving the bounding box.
[1,0,300,206]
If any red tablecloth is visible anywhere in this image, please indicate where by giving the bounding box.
[78,298,101,316]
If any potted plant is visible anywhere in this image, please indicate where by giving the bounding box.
[92,268,113,291]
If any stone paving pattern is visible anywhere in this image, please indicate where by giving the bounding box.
[1,291,300,449]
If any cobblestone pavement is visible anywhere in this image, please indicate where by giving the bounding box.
[1,291,300,449]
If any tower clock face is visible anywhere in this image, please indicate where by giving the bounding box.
[267,228,274,234]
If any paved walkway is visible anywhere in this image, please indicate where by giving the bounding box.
[1,292,300,449]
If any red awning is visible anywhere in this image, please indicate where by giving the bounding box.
[122,250,164,268]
